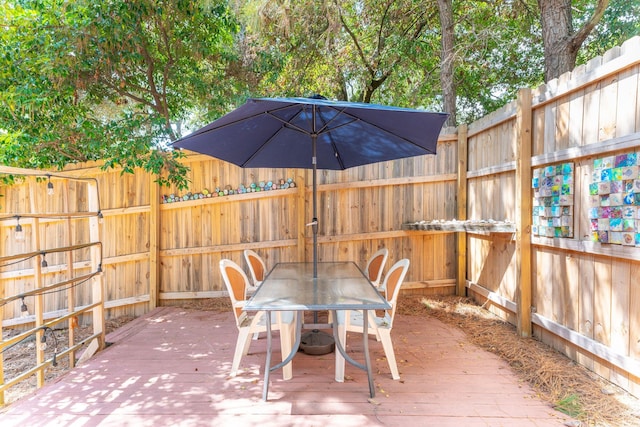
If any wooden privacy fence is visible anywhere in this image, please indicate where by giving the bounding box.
[155,149,459,304]
[460,36,640,397]
[1,137,460,324]
[2,35,640,398]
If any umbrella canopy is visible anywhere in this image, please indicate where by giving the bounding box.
[173,96,448,275]
[174,97,448,170]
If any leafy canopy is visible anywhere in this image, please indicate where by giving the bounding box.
[1,0,639,186]
[0,0,242,188]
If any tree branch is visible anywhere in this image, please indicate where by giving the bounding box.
[334,1,375,77]
[571,0,610,51]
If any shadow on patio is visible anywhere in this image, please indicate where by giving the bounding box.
[1,306,574,426]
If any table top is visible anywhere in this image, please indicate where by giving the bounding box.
[244,261,391,311]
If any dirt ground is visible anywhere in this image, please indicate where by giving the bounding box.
[3,295,640,426]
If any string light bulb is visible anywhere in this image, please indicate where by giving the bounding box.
[15,217,25,241]
[41,253,48,268]
[46,175,54,196]
[20,297,29,317]
[41,327,59,366]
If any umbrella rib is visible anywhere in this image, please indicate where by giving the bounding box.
[185,103,306,139]
[324,108,438,155]
[266,105,358,137]
[241,120,290,167]
[265,112,311,136]
[314,106,356,135]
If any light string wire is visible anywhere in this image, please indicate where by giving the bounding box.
[0,173,104,219]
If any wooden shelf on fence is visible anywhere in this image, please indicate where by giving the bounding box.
[402,220,515,234]
[159,187,299,210]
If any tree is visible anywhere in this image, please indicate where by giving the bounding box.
[238,0,547,124]
[237,0,440,105]
[437,0,456,127]
[429,0,543,124]
[333,0,436,103]
[537,0,609,81]
[0,0,241,188]
[576,0,640,62]
[3,0,638,182]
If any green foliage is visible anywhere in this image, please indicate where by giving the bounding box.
[554,393,585,418]
[2,0,639,184]
[0,0,241,188]
[239,0,441,104]
[238,0,638,124]
[452,0,544,123]
[236,0,548,121]
[577,0,640,63]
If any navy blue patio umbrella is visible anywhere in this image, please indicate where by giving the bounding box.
[173,96,448,353]
[173,96,448,277]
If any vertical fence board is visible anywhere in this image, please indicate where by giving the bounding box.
[577,254,595,370]
[568,88,585,148]
[636,70,640,132]
[583,80,601,144]
[629,261,640,396]
[616,65,639,137]
[599,76,618,142]
[610,259,630,388]
[564,253,579,360]
[593,258,612,379]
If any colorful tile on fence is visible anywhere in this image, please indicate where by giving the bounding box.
[590,151,640,246]
[532,162,574,238]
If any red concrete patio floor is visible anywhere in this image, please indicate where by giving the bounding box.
[1,307,575,426]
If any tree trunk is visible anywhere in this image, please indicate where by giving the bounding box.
[437,0,456,127]
[538,0,610,82]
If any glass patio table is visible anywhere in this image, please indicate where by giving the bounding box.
[244,261,391,401]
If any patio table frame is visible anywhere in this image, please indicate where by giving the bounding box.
[244,261,391,401]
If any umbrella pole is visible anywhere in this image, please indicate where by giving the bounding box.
[299,105,334,357]
[312,133,318,279]
[312,126,319,326]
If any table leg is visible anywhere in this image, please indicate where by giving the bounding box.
[331,309,375,398]
[362,309,375,398]
[262,311,304,401]
[262,317,272,401]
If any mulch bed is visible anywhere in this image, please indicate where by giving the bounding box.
[3,295,640,426]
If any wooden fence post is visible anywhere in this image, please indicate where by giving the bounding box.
[88,179,105,349]
[149,175,160,309]
[28,177,45,387]
[63,180,77,366]
[516,88,533,337]
[456,125,468,296]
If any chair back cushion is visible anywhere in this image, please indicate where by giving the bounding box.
[382,258,410,323]
[244,249,267,285]
[220,259,248,318]
[248,254,265,281]
[385,265,404,302]
[367,255,384,281]
[227,267,246,317]
[365,248,388,286]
